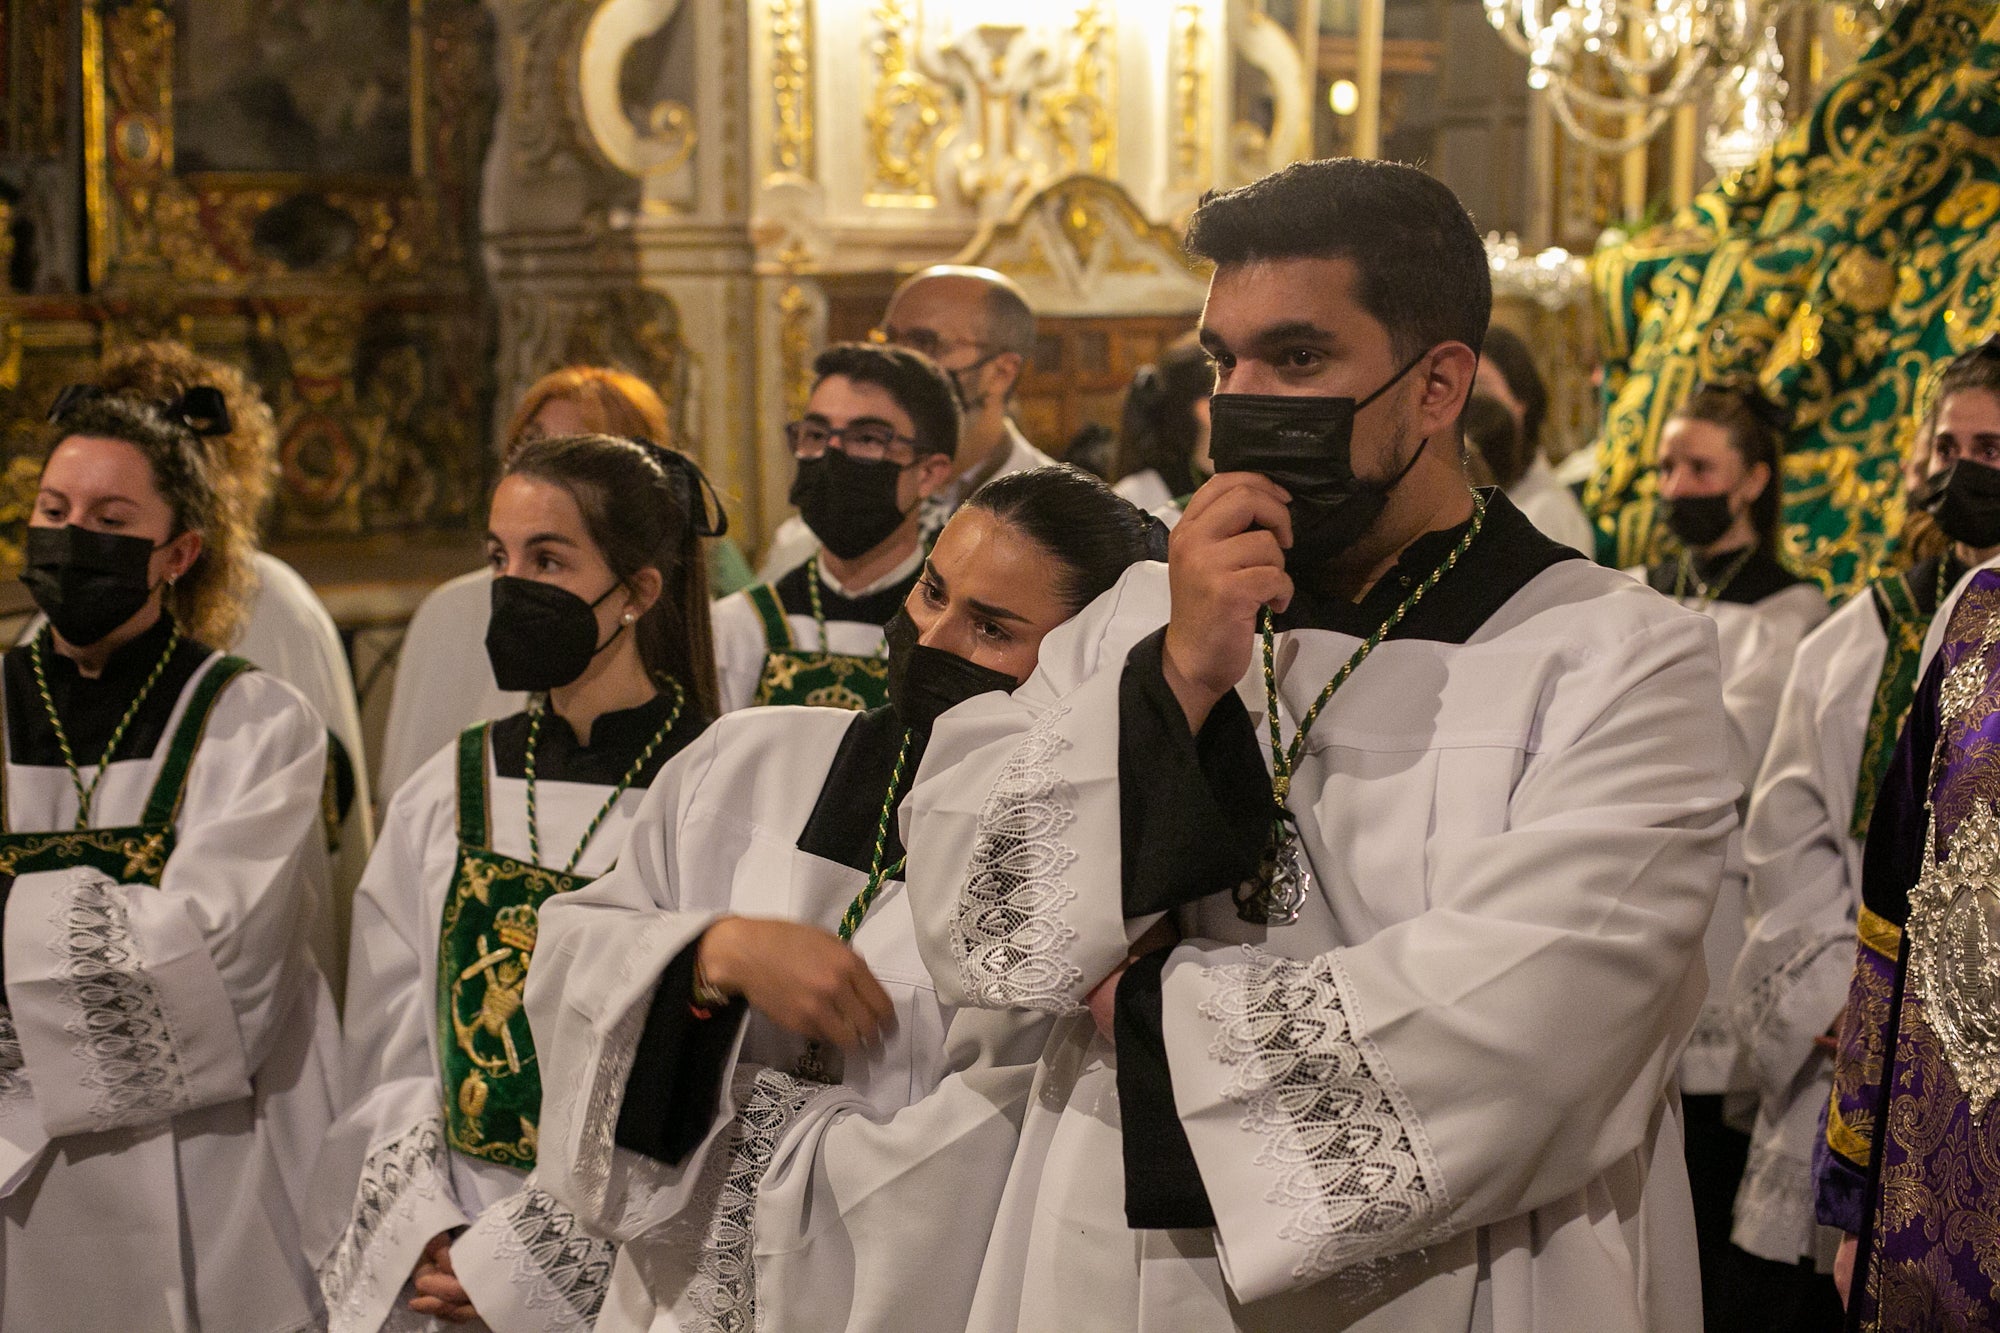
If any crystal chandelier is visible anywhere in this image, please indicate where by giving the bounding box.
[1481,1,1903,159]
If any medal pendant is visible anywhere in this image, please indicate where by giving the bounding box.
[794,1039,842,1084]
[1233,822,1313,926]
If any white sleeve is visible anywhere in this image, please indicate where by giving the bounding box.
[3,674,329,1139]
[904,563,1171,1011]
[303,755,472,1333]
[1157,613,1734,1303]
[709,592,768,715]
[650,1009,1050,1333]
[450,1182,618,1333]
[525,730,744,1244]
[1728,624,1870,1101]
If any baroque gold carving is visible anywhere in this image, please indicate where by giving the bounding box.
[1171,2,1209,187]
[768,0,814,179]
[1034,2,1114,178]
[777,282,814,422]
[578,0,699,183]
[864,0,949,205]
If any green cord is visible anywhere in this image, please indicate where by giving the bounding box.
[32,625,181,830]
[525,676,687,874]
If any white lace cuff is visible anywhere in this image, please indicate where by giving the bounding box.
[1174,946,1452,1298]
[316,1114,465,1333]
[949,705,1088,1013]
[453,1183,617,1333]
[3,867,250,1137]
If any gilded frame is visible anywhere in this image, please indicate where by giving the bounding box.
[81,0,466,291]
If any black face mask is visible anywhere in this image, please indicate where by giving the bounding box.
[883,608,1019,732]
[1206,350,1431,571]
[790,452,913,561]
[1659,494,1737,549]
[22,525,164,647]
[485,576,623,693]
[1918,461,2000,550]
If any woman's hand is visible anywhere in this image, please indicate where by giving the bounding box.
[698,916,896,1049]
[1834,1233,1858,1308]
[408,1230,478,1324]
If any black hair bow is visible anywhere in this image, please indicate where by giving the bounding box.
[633,437,729,538]
[47,383,233,437]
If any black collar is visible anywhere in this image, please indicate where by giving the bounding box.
[775,559,918,628]
[1644,544,1804,605]
[489,689,708,787]
[1273,489,1583,644]
[796,704,928,875]
[3,618,211,767]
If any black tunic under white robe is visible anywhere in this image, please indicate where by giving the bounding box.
[525,705,1050,1333]
[906,493,1738,1330]
[0,619,342,1332]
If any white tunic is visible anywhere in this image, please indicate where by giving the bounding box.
[1504,455,1596,555]
[526,708,1047,1333]
[377,571,526,802]
[708,551,917,714]
[0,650,341,1333]
[237,550,376,985]
[1647,579,1829,1093]
[1112,468,1176,514]
[906,554,1737,1331]
[304,722,662,1333]
[1725,587,1887,1268]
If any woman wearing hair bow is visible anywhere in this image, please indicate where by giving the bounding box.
[1634,383,1829,1329]
[305,434,722,1332]
[0,385,343,1330]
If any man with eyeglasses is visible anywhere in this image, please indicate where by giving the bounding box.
[713,342,959,712]
[758,266,1054,580]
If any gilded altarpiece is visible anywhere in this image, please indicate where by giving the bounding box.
[0,0,496,558]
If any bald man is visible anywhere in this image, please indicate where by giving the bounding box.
[757,265,1055,580]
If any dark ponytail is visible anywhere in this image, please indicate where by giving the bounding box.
[504,433,721,718]
[963,464,1155,615]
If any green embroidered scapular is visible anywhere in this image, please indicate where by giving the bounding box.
[0,645,249,887]
[745,558,890,711]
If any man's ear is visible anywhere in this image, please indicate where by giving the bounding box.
[1416,342,1480,442]
[913,453,955,499]
[987,351,1026,402]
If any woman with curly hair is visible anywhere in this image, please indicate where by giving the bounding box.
[81,340,372,976]
[0,383,342,1331]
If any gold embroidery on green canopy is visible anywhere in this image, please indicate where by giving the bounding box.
[744,569,891,712]
[0,655,249,890]
[1584,0,2000,597]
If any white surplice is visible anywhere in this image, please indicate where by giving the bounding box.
[709,550,917,714]
[377,571,526,803]
[1505,455,1596,555]
[906,554,1738,1331]
[304,727,656,1333]
[1651,581,1829,1093]
[1725,587,1884,1267]
[0,652,341,1333]
[525,707,1048,1333]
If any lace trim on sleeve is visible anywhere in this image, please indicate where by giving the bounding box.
[567,915,681,1213]
[315,1115,452,1327]
[679,1067,827,1333]
[487,1184,618,1332]
[50,874,189,1129]
[949,705,1084,1013]
[1729,933,1849,1061]
[0,1007,25,1099]
[1200,946,1452,1283]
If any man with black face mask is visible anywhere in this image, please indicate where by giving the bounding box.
[711,343,958,712]
[757,267,1054,580]
[904,158,1738,1332]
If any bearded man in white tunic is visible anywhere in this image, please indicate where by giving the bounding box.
[905,157,1738,1331]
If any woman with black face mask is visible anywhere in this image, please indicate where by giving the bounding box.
[1735,339,2000,1327]
[711,343,958,713]
[1631,383,1830,1331]
[0,392,342,1332]
[308,433,720,1331]
[523,464,1154,1333]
